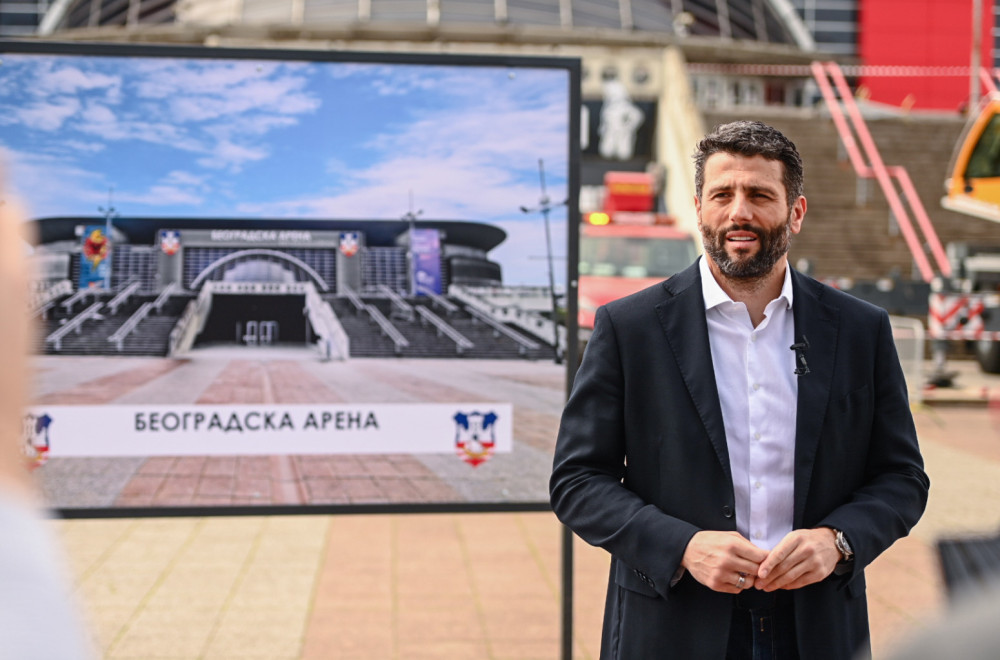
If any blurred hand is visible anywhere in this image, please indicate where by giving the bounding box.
[755,528,840,591]
[0,164,95,658]
[0,165,34,498]
[681,530,769,593]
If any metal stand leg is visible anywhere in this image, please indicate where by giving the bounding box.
[561,524,574,660]
[927,339,958,388]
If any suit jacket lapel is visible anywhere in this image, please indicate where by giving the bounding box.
[790,270,839,527]
[655,261,732,481]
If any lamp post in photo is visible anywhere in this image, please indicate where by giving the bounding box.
[520,158,566,365]
[402,190,423,295]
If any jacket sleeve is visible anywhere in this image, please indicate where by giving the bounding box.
[550,304,700,600]
[815,309,930,583]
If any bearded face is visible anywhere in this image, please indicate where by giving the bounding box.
[700,212,793,282]
[695,152,804,285]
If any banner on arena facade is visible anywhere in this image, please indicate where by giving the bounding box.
[411,228,443,295]
[78,225,111,289]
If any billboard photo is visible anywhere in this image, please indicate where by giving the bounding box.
[1,41,579,514]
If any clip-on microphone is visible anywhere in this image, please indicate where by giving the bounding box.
[790,336,810,376]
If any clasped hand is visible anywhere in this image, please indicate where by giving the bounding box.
[680,528,841,594]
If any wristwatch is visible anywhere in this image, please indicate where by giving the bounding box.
[834,529,854,563]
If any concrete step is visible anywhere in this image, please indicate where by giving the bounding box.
[702,109,989,282]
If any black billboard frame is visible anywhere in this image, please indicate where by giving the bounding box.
[3,37,582,660]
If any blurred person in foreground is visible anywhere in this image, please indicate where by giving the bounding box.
[877,576,1000,660]
[550,121,929,659]
[0,166,94,659]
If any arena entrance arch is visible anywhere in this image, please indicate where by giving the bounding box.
[189,248,331,292]
[190,250,330,349]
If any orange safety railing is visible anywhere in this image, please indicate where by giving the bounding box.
[979,67,999,94]
[810,61,952,282]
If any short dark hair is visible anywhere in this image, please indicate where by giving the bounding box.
[693,120,804,207]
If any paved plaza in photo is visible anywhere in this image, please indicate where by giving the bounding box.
[32,350,564,511]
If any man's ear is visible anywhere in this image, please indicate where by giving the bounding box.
[789,195,806,234]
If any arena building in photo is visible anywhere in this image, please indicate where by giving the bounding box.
[29,215,561,361]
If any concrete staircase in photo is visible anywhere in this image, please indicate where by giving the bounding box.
[325,294,555,360]
[37,293,194,357]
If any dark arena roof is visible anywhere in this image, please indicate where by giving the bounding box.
[29,216,508,251]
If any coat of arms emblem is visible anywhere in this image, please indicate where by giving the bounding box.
[160,230,180,256]
[339,232,360,257]
[453,411,498,467]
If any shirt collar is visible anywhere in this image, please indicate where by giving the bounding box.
[699,255,794,312]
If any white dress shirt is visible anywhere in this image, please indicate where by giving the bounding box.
[699,256,798,551]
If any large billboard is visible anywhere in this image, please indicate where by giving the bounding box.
[1,41,579,515]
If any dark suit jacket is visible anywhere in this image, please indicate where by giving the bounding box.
[550,260,929,659]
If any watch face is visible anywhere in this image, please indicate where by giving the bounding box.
[836,531,853,558]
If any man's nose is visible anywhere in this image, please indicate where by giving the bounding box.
[728,193,754,222]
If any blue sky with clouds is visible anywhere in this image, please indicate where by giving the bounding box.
[0,52,571,286]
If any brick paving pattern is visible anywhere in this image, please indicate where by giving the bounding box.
[33,352,562,509]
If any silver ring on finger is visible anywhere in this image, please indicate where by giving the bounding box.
[736,574,746,589]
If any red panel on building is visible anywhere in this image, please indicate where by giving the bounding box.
[859,0,993,110]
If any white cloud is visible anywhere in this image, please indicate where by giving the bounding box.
[0,147,213,217]
[33,64,120,98]
[112,169,211,209]
[81,102,115,124]
[132,61,320,123]
[18,98,80,131]
[370,72,441,97]
[162,170,207,187]
[232,153,559,222]
[3,56,319,175]
[226,114,297,136]
[75,113,203,154]
[385,103,568,172]
[324,158,354,178]
[120,184,204,207]
[0,147,106,219]
[229,75,568,223]
[60,139,106,154]
[196,140,269,172]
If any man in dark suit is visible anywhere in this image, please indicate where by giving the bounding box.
[550,120,929,659]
